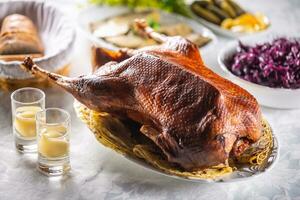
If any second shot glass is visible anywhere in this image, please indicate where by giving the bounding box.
[36,108,71,176]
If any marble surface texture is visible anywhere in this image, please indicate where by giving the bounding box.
[1,0,300,199]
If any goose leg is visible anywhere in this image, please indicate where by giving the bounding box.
[21,57,74,91]
[134,19,167,43]
[22,57,132,113]
[134,19,203,63]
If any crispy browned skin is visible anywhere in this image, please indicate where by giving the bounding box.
[22,20,262,171]
[0,14,44,55]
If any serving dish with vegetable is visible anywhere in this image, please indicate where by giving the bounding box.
[190,0,270,37]
[218,36,300,108]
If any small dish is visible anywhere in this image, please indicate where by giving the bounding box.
[218,36,300,109]
[77,6,217,51]
[188,4,270,38]
[0,1,76,82]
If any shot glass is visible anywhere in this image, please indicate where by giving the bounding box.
[36,108,71,176]
[11,87,45,153]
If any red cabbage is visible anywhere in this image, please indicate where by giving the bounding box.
[228,38,300,89]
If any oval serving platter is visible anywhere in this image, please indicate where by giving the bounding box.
[77,5,217,51]
[74,101,279,183]
[124,127,279,183]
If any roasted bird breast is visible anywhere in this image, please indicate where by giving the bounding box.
[22,20,262,171]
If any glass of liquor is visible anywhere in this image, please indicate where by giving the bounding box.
[11,87,45,153]
[36,108,71,176]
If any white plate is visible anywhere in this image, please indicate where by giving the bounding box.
[126,127,279,183]
[0,0,76,80]
[218,36,300,109]
[77,6,217,51]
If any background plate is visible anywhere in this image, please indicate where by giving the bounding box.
[187,3,270,38]
[77,6,217,52]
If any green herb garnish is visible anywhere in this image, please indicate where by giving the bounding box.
[147,17,160,31]
[88,0,191,17]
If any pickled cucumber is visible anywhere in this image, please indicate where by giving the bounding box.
[227,0,246,16]
[206,4,230,20]
[219,1,237,18]
[191,2,222,24]
[191,0,250,26]
[193,0,211,8]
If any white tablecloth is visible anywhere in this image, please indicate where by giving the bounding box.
[0,0,300,199]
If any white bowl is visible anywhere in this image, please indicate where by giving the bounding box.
[77,6,217,51]
[218,37,300,109]
[0,0,76,80]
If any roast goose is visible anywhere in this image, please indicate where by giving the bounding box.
[0,14,44,59]
[22,20,262,171]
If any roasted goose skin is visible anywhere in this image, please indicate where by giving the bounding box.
[22,20,262,171]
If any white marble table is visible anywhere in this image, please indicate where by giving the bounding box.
[1,0,300,199]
